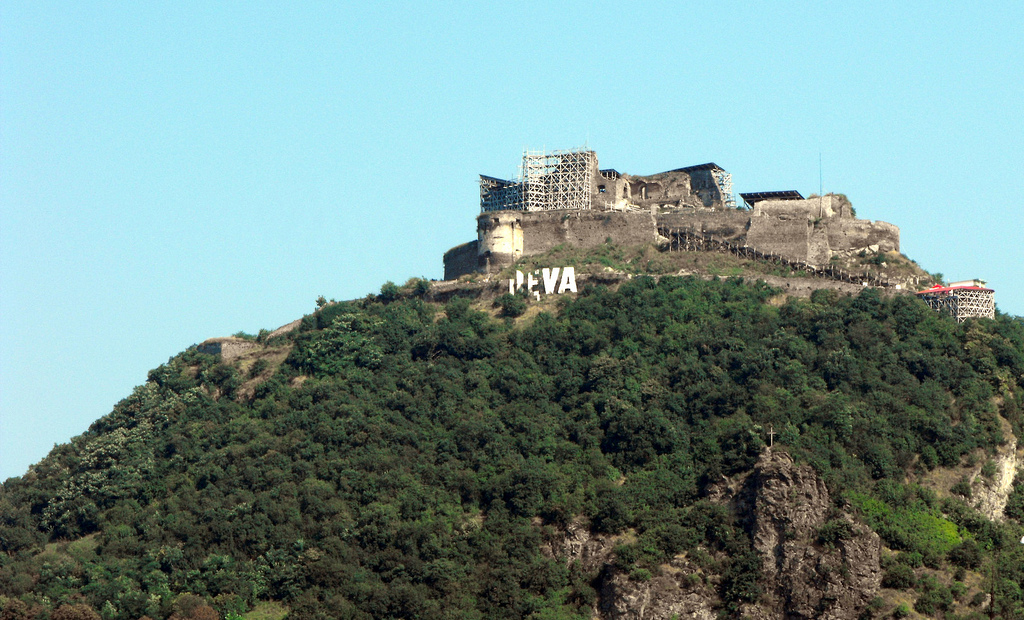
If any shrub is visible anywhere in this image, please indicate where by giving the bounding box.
[896,552,922,568]
[1005,475,1024,521]
[593,489,632,534]
[720,551,762,610]
[810,289,839,306]
[951,476,972,499]
[495,293,527,318]
[920,445,938,470]
[922,550,943,569]
[881,563,916,589]
[817,518,855,547]
[913,575,953,615]
[980,459,998,480]
[947,540,981,569]
[411,277,431,296]
[248,358,269,379]
[379,281,401,303]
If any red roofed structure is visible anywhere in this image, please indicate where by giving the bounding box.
[914,282,995,322]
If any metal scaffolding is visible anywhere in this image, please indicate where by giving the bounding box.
[481,148,595,212]
[915,285,995,322]
[480,176,522,213]
[713,168,736,209]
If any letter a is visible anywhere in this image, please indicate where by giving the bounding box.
[557,266,577,294]
[515,270,525,293]
[541,267,560,295]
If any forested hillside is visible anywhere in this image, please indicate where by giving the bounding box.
[2,274,1024,619]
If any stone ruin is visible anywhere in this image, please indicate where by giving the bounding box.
[443,148,900,280]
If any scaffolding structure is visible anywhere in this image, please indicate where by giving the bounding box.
[480,176,522,212]
[915,285,995,323]
[481,148,595,212]
[713,168,736,209]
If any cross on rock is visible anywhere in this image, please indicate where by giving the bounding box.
[768,424,775,448]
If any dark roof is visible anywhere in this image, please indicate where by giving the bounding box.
[668,162,724,173]
[599,168,620,178]
[739,190,805,207]
[480,174,513,185]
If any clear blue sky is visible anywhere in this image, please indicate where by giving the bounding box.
[2,1,1022,480]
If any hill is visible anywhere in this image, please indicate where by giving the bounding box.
[2,253,1024,619]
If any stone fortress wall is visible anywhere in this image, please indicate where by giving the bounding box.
[443,149,900,280]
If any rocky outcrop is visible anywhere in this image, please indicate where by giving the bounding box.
[541,519,616,574]
[970,418,1020,521]
[541,520,721,620]
[545,451,882,620]
[740,450,882,619]
[598,557,718,620]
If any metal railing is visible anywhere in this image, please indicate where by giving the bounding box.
[658,228,902,289]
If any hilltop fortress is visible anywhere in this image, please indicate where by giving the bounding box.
[443,148,900,280]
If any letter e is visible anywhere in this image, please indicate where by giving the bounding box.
[527,270,539,293]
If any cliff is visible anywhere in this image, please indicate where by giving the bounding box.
[739,451,881,619]
[547,451,882,620]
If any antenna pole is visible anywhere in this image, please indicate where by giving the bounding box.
[818,152,823,218]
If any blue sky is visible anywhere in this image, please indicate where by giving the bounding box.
[2,1,1022,480]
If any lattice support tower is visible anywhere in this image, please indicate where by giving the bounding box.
[481,148,595,212]
[713,168,736,209]
[916,287,995,323]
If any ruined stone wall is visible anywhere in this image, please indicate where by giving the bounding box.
[520,210,659,256]
[826,219,900,254]
[687,168,724,208]
[808,226,833,266]
[746,216,811,261]
[592,173,631,210]
[443,210,661,279]
[444,190,900,278]
[197,338,260,361]
[754,195,838,219]
[656,209,750,242]
[627,170,700,208]
[443,240,479,281]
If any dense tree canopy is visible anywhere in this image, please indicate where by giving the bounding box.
[2,276,1024,619]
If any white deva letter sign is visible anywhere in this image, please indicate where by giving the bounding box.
[510,266,577,297]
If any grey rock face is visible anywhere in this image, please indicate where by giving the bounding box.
[969,421,1019,521]
[742,450,882,620]
[546,450,882,619]
[598,557,718,620]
